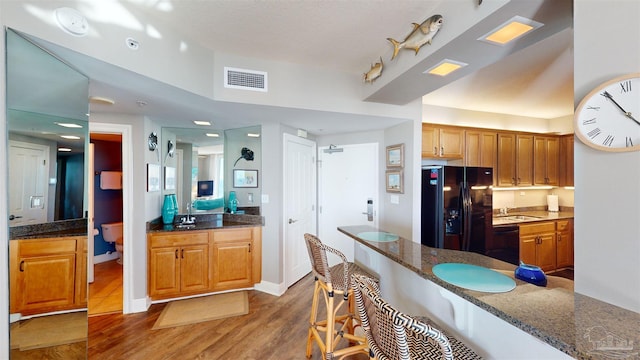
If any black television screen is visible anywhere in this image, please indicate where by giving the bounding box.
[197,180,214,197]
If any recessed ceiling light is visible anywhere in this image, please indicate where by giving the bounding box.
[424,59,468,76]
[89,96,115,105]
[194,121,211,126]
[247,133,260,138]
[60,135,81,140]
[206,133,219,137]
[55,122,83,128]
[58,148,72,152]
[478,16,543,46]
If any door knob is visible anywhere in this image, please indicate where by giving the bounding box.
[288,218,298,224]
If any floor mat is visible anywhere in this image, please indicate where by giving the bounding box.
[152,291,249,330]
[10,312,87,351]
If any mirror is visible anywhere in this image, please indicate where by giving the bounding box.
[162,127,225,214]
[6,28,89,357]
[6,29,89,227]
[161,125,262,215]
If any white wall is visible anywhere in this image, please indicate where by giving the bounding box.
[573,0,640,313]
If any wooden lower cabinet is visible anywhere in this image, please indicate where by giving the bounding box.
[519,222,556,272]
[556,219,574,269]
[148,226,262,300]
[10,236,87,315]
[519,220,573,272]
[148,231,210,299]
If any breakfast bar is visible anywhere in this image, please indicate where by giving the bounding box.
[338,225,639,360]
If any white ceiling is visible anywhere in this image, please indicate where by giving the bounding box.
[21,0,574,135]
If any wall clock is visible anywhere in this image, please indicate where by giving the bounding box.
[574,73,640,152]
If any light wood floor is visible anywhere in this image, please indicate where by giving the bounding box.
[88,273,368,359]
[89,259,123,316]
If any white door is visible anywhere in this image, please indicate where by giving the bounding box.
[318,143,378,265]
[8,140,49,226]
[283,134,317,288]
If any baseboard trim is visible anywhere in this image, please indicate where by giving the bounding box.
[128,296,151,314]
[94,252,119,264]
[254,280,286,296]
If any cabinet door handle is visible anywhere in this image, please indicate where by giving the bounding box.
[175,249,179,259]
[181,249,184,259]
[248,243,251,253]
[433,146,437,156]
[440,146,444,156]
[19,260,25,272]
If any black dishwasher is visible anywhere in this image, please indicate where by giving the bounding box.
[486,225,519,265]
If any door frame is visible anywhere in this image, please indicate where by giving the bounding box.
[89,122,134,314]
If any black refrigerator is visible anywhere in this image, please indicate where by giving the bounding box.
[421,165,493,253]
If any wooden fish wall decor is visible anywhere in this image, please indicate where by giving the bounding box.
[387,14,443,60]
[364,57,384,83]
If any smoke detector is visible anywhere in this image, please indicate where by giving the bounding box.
[55,7,89,37]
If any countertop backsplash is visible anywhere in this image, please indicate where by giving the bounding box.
[493,187,574,212]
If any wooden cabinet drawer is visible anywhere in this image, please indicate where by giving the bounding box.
[556,219,572,231]
[149,231,209,248]
[518,222,556,235]
[212,228,254,242]
[19,238,77,256]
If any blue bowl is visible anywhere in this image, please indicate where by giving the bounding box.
[515,263,547,287]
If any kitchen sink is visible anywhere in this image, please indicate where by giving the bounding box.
[493,215,542,225]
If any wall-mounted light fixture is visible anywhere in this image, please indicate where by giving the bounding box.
[233,147,254,167]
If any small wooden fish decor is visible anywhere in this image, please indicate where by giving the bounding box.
[388,14,443,60]
[364,57,384,83]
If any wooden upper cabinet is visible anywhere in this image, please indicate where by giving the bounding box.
[497,133,517,186]
[465,130,497,182]
[516,135,534,186]
[497,133,533,186]
[559,135,574,187]
[534,136,559,186]
[422,124,464,159]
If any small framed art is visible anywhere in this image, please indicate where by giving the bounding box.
[147,164,160,192]
[233,169,258,188]
[386,170,404,193]
[386,143,404,168]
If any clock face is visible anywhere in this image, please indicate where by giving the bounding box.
[574,73,640,152]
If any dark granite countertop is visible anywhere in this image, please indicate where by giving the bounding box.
[146,213,264,233]
[10,218,88,240]
[339,225,639,360]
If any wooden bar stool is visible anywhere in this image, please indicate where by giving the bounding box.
[304,233,376,359]
[351,273,483,360]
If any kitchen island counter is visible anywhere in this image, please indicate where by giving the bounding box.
[339,225,639,360]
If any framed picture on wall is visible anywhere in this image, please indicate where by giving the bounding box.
[164,166,176,190]
[147,164,160,192]
[386,143,404,168]
[386,170,404,193]
[233,169,258,188]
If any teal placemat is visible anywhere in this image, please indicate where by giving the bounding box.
[356,231,399,242]
[432,263,516,293]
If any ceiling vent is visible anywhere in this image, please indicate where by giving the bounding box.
[224,67,268,92]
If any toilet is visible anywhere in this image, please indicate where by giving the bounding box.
[101,222,123,264]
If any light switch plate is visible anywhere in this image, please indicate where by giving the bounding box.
[261,194,269,204]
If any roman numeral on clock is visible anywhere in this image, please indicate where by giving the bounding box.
[620,80,632,93]
[602,135,614,146]
[626,137,634,147]
[587,128,602,139]
[583,118,596,125]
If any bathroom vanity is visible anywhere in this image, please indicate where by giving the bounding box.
[146,214,263,300]
[9,220,88,316]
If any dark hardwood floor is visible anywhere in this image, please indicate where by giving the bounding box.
[88,273,368,359]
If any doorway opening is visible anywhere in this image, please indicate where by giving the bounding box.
[89,133,123,315]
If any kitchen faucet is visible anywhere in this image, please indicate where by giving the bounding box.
[181,202,196,224]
